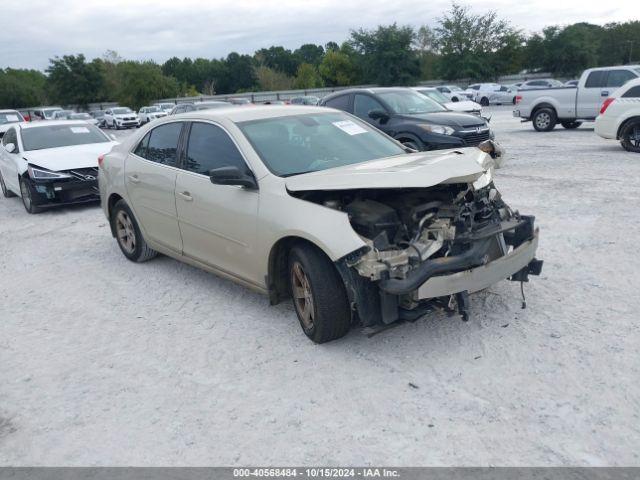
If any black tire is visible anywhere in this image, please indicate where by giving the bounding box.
[620,120,640,153]
[399,138,423,151]
[480,97,490,106]
[20,177,41,214]
[0,171,16,198]
[288,244,351,343]
[451,97,459,102]
[512,97,517,105]
[532,108,557,132]
[561,121,582,129]
[111,200,157,262]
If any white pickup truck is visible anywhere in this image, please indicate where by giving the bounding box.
[513,65,640,131]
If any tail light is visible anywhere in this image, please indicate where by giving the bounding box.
[515,95,523,105]
[98,154,105,168]
[600,97,615,115]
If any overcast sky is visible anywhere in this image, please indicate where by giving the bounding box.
[0,0,635,70]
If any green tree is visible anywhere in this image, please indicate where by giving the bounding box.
[319,50,358,86]
[225,53,257,92]
[255,65,293,91]
[349,24,419,86]
[114,61,179,110]
[254,46,299,76]
[294,44,325,66]
[293,63,323,89]
[415,25,439,80]
[46,54,105,107]
[0,68,47,108]
[435,3,522,80]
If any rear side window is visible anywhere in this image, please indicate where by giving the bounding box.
[324,94,350,111]
[184,122,247,175]
[142,122,182,167]
[622,86,640,98]
[606,70,637,88]
[134,132,150,157]
[585,71,607,88]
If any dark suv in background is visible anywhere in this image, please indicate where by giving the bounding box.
[320,87,492,151]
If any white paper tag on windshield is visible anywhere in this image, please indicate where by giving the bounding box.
[333,120,367,135]
[70,126,90,134]
[6,115,19,121]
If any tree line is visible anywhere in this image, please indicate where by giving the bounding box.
[1,3,638,110]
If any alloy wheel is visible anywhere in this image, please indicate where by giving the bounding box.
[115,210,136,254]
[535,112,551,130]
[291,261,314,330]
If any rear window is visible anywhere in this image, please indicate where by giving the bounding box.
[0,112,23,124]
[21,124,109,151]
[585,71,607,88]
[606,70,637,88]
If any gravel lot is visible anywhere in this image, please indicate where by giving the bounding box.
[1,107,639,466]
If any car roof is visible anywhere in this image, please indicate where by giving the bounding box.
[0,109,21,113]
[170,105,330,123]
[18,120,98,130]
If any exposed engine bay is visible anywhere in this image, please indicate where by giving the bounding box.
[291,180,542,327]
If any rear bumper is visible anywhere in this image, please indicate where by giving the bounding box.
[416,230,540,299]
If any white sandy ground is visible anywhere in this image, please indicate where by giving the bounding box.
[1,107,639,466]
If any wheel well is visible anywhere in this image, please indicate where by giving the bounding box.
[617,116,640,139]
[107,193,123,236]
[394,133,423,149]
[267,236,334,305]
[532,103,557,117]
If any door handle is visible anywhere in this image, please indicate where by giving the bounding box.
[601,91,609,97]
[128,174,140,184]
[178,191,193,202]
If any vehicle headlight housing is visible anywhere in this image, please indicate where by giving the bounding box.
[418,124,455,135]
[27,164,72,180]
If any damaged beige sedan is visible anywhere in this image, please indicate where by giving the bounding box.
[99,106,542,343]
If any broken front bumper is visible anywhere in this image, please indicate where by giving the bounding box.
[416,230,540,299]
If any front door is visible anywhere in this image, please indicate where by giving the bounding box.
[175,121,260,284]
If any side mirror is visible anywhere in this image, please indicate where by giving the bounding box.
[209,166,258,190]
[368,109,389,121]
[4,143,16,153]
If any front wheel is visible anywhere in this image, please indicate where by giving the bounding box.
[561,121,582,129]
[480,97,490,106]
[620,120,640,153]
[533,108,557,132]
[20,177,41,214]
[288,244,351,343]
[111,200,158,262]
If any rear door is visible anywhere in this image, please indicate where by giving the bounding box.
[175,121,260,284]
[125,122,184,253]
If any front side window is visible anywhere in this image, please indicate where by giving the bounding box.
[622,85,640,98]
[144,122,182,167]
[324,94,350,111]
[184,122,247,175]
[3,128,18,150]
[606,70,637,88]
[353,94,386,119]
[238,112,405,177]
[21,124,109,151]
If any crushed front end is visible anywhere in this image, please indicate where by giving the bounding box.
[299,179,542,326]
[23,165,100,208]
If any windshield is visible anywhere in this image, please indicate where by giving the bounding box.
[147,106,162,112]
[90,111,105,117]
[0,112,24,124]
[69,113,92,119]
[238,112,405,177]
[21,124,110,151]
[416,89,450,104]
[377,90,446,114]
[112,108,132,114]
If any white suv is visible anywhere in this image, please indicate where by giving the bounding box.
[138,106,167,124]
[595,78,640,153]
[104,107,140,130]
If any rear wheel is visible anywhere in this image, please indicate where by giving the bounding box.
[480,97,490,106]
[0,171,16,198]
[20,177,41,214]
[111,200,157,262]
[620,120,640,153]
[561,121,582,129]
[288,244,351,343]
[533,108,557,132]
